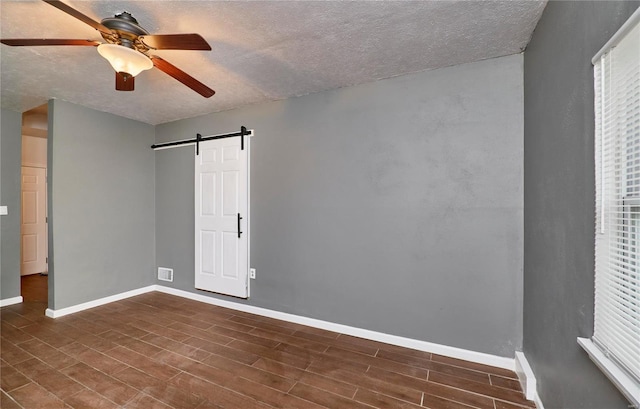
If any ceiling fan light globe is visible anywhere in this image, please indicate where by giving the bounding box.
[97,43,152,77]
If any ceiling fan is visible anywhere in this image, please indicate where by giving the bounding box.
[1,0,215,97]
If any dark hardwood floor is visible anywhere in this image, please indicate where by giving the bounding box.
[1,291,534,409]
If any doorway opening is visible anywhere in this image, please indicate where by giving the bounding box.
[20,103,49,304]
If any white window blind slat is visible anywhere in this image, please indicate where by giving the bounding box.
[595,301,640,328]
[595,305,640,338]
[598,270,640,288]
[595,330,640,369]
[593,328,640,374]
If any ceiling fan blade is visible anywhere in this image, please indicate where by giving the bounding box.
[42,0,113,34]
[151,56,215,98]
[115,72,135,91]
[139,34,211,50]
[1,39,100,47]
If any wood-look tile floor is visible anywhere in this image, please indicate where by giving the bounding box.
[1,290,535,409]
[20,274,48,304]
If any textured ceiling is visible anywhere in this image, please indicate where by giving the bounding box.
[1,1,546,125]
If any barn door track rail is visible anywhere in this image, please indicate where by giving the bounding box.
[151,126,251,154]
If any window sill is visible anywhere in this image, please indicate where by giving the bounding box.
[578,337,640,408]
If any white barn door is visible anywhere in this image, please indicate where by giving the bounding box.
[195,136,249,298]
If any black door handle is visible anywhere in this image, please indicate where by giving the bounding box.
[237,213,243,238]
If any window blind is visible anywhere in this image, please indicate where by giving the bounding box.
[594,18,640,383]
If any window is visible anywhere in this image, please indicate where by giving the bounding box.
[579,8,640,407]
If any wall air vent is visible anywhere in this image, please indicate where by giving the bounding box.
[157,267,173,282]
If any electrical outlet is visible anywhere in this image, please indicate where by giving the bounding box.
[249,268,256,279]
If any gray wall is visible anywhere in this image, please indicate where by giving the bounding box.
[0,109,22,300]
[523,1,639,408]
[156,54,524,357]
[49,100,156,309]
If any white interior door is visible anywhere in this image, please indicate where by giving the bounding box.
[195,136,249,298]
[21,166,47,276]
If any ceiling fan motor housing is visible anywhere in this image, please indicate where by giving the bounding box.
[100,12,149,50]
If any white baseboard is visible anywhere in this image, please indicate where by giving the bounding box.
[45,286,156,318]
[534,391,545,409]
[515,351,544,409]
[515,351,537,400]
[155,285,515,371]
[41,283,516,372]
[0,296,23,307]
